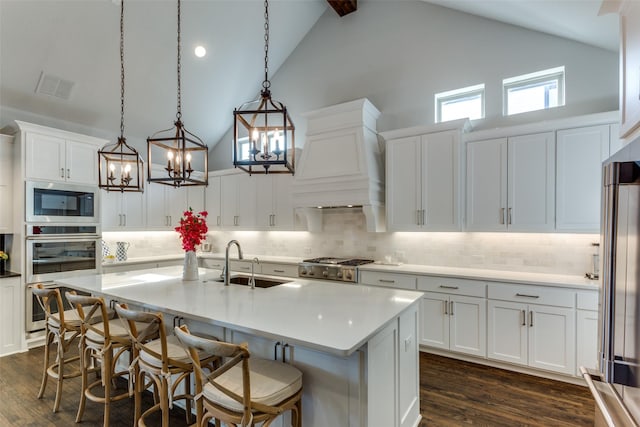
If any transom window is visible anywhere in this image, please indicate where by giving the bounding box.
[503,66,565,116]
[435,84,485,123]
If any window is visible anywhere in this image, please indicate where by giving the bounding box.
[435,84,485,123]
[503,66,565,116]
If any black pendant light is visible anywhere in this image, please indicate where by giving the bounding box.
[233,0,295,175]
[98,0,144,193]
[147,0,208,187]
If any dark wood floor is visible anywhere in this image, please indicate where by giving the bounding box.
[0,347,594,426]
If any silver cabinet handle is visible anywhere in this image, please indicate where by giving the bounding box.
[422,209,426,226]
[119,214,123,226]
[516,293,540,299]
[66,168,70,179]
[60,167,65,178]
[443,300,448,315]
[439,285,459,290]
[450,301,454,316]
[123,214,127,227]
[379,279,396,283]
[273,269,285,273]
[416,210,421,226]
[521,309,526,326]
[217,215,221,226]
[529,310,534,327]
[239,266,250,271]
[508,207,512,225]
[499,208,505,224]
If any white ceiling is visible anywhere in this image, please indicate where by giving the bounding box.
[0,0,620,150]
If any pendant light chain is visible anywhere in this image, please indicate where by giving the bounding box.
[119,0,125,139]
[263,0,270,90]
[176,0,182,120]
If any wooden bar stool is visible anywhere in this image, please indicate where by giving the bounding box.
[174,325,303,427]
[32,284,83,413]
[115,303,219,427]
[65,292,133,427]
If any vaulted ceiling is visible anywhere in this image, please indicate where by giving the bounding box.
[0,0,619,150]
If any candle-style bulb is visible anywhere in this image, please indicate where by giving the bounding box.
[252,129,259,142]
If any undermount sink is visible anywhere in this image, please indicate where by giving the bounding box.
[215,275,291,288]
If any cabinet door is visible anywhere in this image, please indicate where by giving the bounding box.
[0,277,23,356]
[386,136,421,231]
[449,295,486,357]
[0,185,11,232]
[25,133,66,181]
[487,300,527,366]
[122,191,145,229]
[507,132,555,231]
[576,309,599,375]
[101,190,123,230]
[167,187,188,228]
[556,125,609,232]
[256,176,274,229]
[419,292,449,350]
[398,306,420,427]
[186,186,206,214]
[221,174,239,227]
[65,139,98,184]
[205,175,222,229]
[368,320,398,427]
[146,183,169,228]
[236,174,256,229]
[422,131,460,230]
[528,305,575,375]
[273,175,294,229]
[466,138,507,231]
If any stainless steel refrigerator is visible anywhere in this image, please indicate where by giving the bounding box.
[581,152,640,426]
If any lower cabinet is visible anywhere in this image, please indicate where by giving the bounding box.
[487,283,576,375]
[0,277,23,356]
[576,290,599,375]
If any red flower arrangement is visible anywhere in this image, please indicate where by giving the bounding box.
[175,208,208,252]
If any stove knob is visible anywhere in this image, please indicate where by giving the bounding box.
[337,271,343,278]
[322,270,328,277]
[345,271,353,280]
[300,269,307,275]
[308,271,315,276]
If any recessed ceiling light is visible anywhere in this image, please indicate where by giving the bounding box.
[194,46,206,58]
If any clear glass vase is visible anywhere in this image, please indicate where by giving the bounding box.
[183,251,199,281]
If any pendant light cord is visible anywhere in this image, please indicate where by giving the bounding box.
[176,0,182,120]
[119,0,125,139]
[263,0,270,91]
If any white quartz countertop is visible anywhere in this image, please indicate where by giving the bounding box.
[359,263,599,290]
[103,253,303,267]
[55,266,422,357]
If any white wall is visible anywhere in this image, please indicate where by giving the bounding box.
[209,1,618,170]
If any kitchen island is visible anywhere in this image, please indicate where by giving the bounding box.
[55,266,423,427]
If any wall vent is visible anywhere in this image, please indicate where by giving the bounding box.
[35,71,75,100]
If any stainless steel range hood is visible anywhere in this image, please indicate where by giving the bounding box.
[292,98,385,232]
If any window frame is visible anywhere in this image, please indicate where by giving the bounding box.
[502,66,565,116]
[434,83,485,123]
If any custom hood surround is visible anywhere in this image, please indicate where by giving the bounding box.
[292,98,385,232]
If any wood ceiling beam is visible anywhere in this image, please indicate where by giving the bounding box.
[327,0,357,17]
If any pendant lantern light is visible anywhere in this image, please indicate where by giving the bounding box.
[233,0,295,175]
[147,0,208,187]
[98,0,144,193]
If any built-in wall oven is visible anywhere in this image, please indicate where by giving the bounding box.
[26,181,99,223]
[25,224,100,332]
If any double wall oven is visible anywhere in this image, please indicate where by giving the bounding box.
[25,181,100,332]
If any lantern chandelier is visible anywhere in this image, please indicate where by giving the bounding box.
[233,0,295,175]
[147,0,208,187]
[98,0,144,193]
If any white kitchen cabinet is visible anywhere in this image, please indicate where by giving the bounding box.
[418,276,487,357]
[359,270,417,290]
[466,132,555,231]
[256,175,295,230]
[556,124,610,232]
[260,262,299,278]
[0,277,24,356]
[145,180,188,229]
[205,175,222,229]
[102,190,145,230]
[487,283,576,375]
[25,132,99,185]
[576,291,599,375]
[221,173,256,229]
[386,129,461,231]
[185,186,205,215]
[0,135,13,233]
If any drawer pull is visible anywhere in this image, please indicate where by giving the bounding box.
[521,309,526,326]
[379,279,396,283]
[450,301,454,316]
[443,300,448,315]
[515,293,540,299]
[529,310,534,327]
[273,269,285,273]
[439,285,459,290]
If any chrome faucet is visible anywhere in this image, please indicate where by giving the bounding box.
[249,257,260,289]
[224,240,243,286]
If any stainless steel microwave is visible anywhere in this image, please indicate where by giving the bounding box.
[26,181,99,223]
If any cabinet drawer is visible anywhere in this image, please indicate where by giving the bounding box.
[229,260,259,273]
[488,282,575,308]
[577,291,598,310]
[417,276,486,298]
[200,258,225,270]
[260,262,298,278]
[359,271,417,290]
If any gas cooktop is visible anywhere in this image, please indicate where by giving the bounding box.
[298,257,375,282]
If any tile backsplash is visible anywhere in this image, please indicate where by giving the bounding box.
[104,209,599,276]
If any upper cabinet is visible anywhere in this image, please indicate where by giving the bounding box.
[205,174,222,230]
[382,120,468,232]
[466,132,555,231]
[256,175,295,230]
[0,135,14,233]
[102,190,145,231]
[221,173,256,229]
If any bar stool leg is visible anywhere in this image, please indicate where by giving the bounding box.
[37,331,53,400]
[53,335,65,412]
[75,346,89,423]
